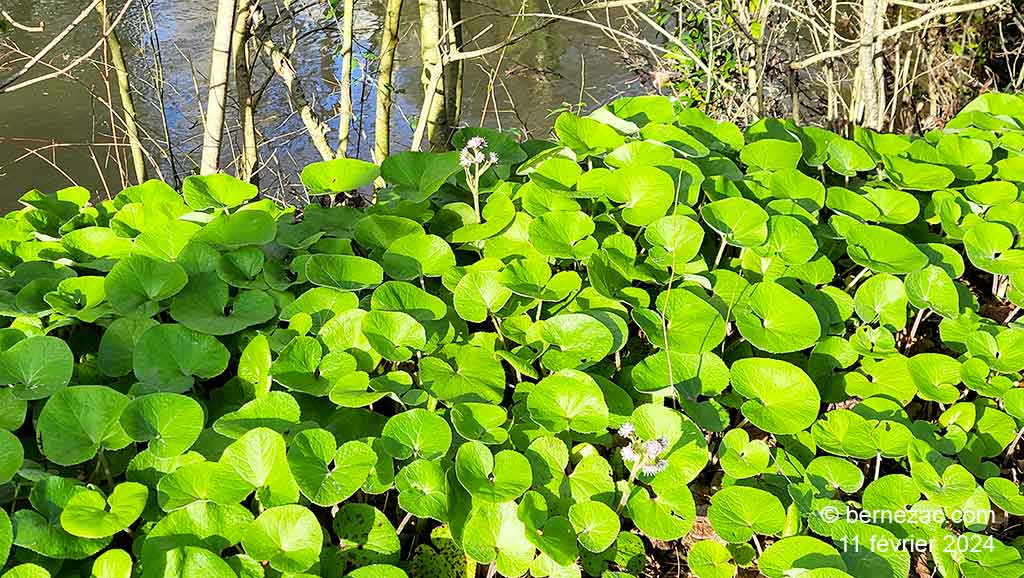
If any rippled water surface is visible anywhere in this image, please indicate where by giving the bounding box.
[0,0,640,209]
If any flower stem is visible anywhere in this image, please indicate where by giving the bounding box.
[615,464,640,515]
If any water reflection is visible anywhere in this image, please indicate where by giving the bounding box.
[0,0,640,208]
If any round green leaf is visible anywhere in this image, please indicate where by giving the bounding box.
[90,549,133,578]
[540,314,614,370]
[362,310,426,362]
[242,505,323,573]
[1,565,51,578]
[219,427,299,507]
[607,166,674,226]
[758,536,846,578]
[701,197,769,247]
[380,151,462,202]
[451,403,509,445]
[183,173,258,209]
[717,428,769,480]
[453,270,511,323]
[213,391,301,438]
[0,505,10,569]
[395,459,449,521]
[170,273,277,336]
[38,386,130,466]
[0,429,23,484]
[528,211,598,260]
[301,158,380,194]
[334,504,401,568]
[120,393,205,457]
[687,540,735,578]
[160,546,240,578]
[568,501,619,553]
[105,254,189,316]
[156,460,254,511]
[455,441,532,503]
[382,234,456,279]
[303,254,384,291]
[0,336,73,400]
[730,358,820,435]
[707,486,786,543]
[381,408,452,460]
[288,429,376,506]
[734,281,821,354]
[528,369,609,434]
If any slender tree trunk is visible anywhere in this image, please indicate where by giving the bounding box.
[200,0,237,175]
[374,0,403,163]
[826,0,838,125]
[873,1,888,128]
[260,37,335,161]
[443,0,463,134]
[854,0,885,130]
[336,0,356,156]
[418,0,447,150]
[97,0,146,184]
[231,0,258,181]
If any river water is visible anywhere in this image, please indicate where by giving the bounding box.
[0,0,642,210]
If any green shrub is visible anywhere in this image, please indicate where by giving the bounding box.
[2,92,1024,578]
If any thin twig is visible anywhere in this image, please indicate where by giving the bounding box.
[791,0,1009,70]
[2,10,44,32]
[1,0,135,94]
[0,0,103,90]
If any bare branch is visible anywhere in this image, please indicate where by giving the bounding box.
[259,35,335,162]
[791,0,1009,70]
[2,10,44,33]
[0,0,103,91]
[1,0,134,94]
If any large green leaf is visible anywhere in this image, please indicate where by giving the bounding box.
[242,505,323,573]
[730,358,820,434]
[303,254,384,291]
[734,281,821,353]
[120,393,205,457]
[527,369,609,434]
[38,386,130,466]
[60,482,148,539]
[133,324,230,393]
[183,173,258,210]
[381,151,461,202]
[301,158,380,194]
[0,336,73,400]
[701,197,769,247]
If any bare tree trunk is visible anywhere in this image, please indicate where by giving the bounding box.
[418,0,447,150]
[443,0,463,134]
[97,0,146,184]
[374,0,403,163]
[336,0,356,156]
[826,0,838,125]
[733,0,767,121]
[873,1,888,128]
[854,0,885,130]
[200,0,237,175]
[232,0,258,181]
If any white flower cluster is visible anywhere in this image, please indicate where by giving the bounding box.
[460,136,499,168]
[616,422,669,477]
